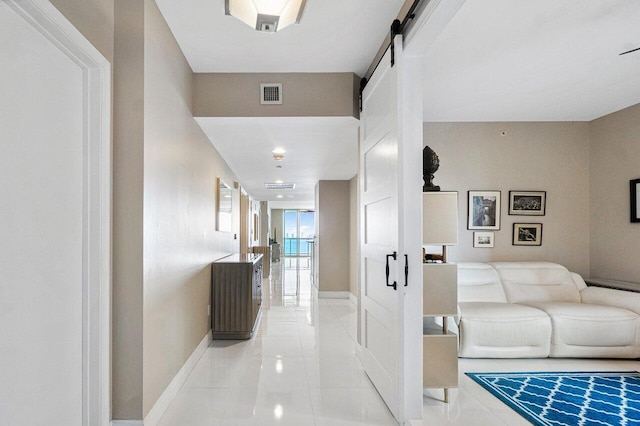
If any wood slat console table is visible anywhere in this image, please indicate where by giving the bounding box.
[211,253,263,339]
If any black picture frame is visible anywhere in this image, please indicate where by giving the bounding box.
[512,223,542,246]
[509,191,546,216]
[631,179,640,223]
[467,191,501,230]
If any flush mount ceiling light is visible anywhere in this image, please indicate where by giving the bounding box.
[225,0,307,33]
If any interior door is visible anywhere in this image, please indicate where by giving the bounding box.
[359,45,401,419]
[0,2,95,424]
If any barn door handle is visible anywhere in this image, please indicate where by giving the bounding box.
[386,251,397,290]
[404,254,408,287]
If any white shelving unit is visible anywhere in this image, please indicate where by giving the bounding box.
[422,192,459,403]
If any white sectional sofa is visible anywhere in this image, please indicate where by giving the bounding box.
[456,262,640,359]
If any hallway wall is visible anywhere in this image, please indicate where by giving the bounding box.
[142,0,238,417]
[316,180,351,293]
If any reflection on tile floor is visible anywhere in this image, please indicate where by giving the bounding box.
[158,258,640,425]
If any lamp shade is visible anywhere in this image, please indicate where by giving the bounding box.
[225,0,307,32]
[423,192,458,245]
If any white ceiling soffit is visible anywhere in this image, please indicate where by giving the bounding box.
[155,0,405,75]
[196,116,358,203]
[422,0,640,122]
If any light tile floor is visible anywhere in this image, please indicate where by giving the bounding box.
[158,258,640,426]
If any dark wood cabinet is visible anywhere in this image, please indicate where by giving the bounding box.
[211,253,263,339]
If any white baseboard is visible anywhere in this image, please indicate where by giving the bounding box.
[111,422,143,426]
[318,291,350,299]
[143,331,212,426]
[348,292,357,304]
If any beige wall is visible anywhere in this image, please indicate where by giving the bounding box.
[589,103,640,283]
[112,0,144,418]
[141,0,238,417]
[270,209,284,244]
[316,180,351,292]
[193,73,359,118]
[111,0,240,420]
[51,0,114,62]
[349,175,358,296]
[259,202,269,245]
[424,122,591,277]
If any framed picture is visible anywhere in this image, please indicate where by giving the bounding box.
[473,232,495,248]
[468,191,501,230]
[631,179,640,223]
[509,191,546,216]
[512,223,542,246]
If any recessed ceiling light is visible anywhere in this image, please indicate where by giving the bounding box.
[272,148,286,154]
[277,195,283,198]
[275,180,283,184]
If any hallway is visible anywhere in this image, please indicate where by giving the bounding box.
[157,257,397,425]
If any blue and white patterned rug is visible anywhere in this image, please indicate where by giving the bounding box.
[467,371,640,426]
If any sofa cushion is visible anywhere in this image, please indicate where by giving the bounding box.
[457,262,507,303]
[490,262,581,304]
[523,301,640,358]
[458,302,551,358]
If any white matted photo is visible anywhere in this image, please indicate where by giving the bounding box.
[512,223,543,246]
[468,190,501,230]
[473,232,494,248]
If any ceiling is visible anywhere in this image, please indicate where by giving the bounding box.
[196,117,359,208]
[422,0,640,122]
[157,0,640,207]
[155,0,404,75]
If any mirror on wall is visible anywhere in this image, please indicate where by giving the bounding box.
[217,178,233,232]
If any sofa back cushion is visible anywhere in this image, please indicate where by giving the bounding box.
[457,262,507,303]
[489,262,580,303]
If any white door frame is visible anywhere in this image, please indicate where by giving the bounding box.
[4,1,112,424]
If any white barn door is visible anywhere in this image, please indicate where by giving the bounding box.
[360,44,400,416]
[0,1,110,424]
[359,34,424,424]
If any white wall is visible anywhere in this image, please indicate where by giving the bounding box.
[589,103,640,283]
[424,122,591,276]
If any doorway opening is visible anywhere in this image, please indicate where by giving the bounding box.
[283,210,315,258]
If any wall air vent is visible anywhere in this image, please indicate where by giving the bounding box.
[260,83,282,105]
[264,182,295,190]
